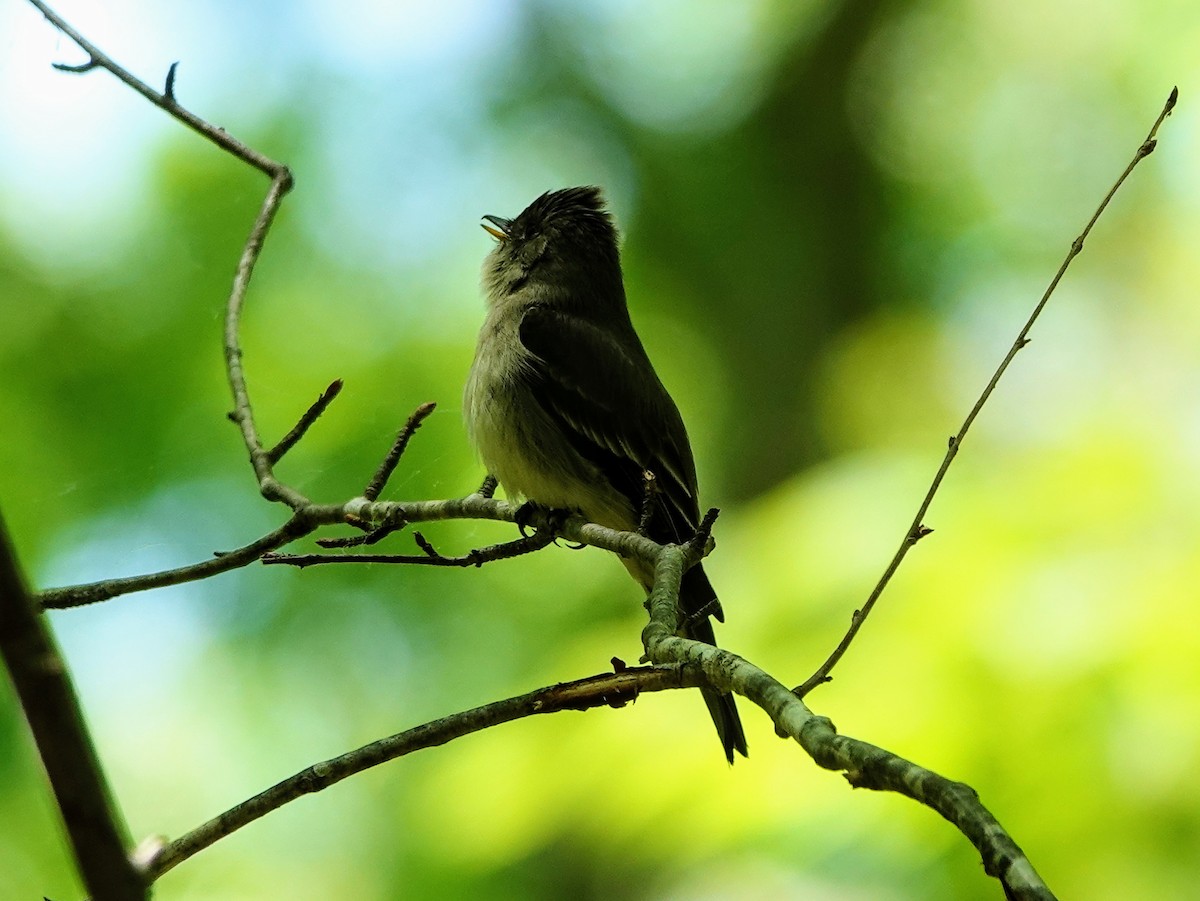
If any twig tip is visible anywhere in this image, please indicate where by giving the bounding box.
[164,61,179,103]
[362,401,441,500]
[52,56,99,74]
[413,532,440,558]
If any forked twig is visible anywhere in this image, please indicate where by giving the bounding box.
[30,0,284,177]
[794,87,1178,698]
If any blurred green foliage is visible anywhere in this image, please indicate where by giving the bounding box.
[2,1,1199,899]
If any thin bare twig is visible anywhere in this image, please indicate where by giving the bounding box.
[316,521,404,548]
[51,57,97,73]
[224,173,304,507]
[0,514,145,900]
[794,86,1178,698]
[143,665,699,881]
[37,512,324,610]
[686,508,720,560]
[267,379,344,464]
[262,528,556,568]
[363,402,438,501]
[35,495,526,608]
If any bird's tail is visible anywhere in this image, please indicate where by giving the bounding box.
[680,563,748,764]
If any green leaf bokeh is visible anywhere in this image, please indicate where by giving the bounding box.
[2,1,1198,898]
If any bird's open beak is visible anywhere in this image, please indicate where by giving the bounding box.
[481,214,511,241]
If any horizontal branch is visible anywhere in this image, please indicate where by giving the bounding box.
[111,522,1054,898]
[38,512,320,610]
[36,494,666,609]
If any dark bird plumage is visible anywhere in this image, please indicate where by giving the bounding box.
[465,186,747,762]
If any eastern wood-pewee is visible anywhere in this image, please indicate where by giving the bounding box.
[464,186,747,762]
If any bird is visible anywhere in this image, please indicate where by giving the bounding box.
[463,185,747,763]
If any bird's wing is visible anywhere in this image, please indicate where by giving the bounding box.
[518,305,701,542]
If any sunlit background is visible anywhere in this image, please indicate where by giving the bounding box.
[2,0,1198,898]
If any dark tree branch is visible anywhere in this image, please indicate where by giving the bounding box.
[35,495,545,609]
[34,496,527,608]
[794,86,1178,698]
[0,514,145,901]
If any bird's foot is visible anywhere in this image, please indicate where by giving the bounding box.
[513,501,576,540]
[678,598,723,633]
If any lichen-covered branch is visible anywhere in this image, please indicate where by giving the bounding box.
[639,543,1056,901]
